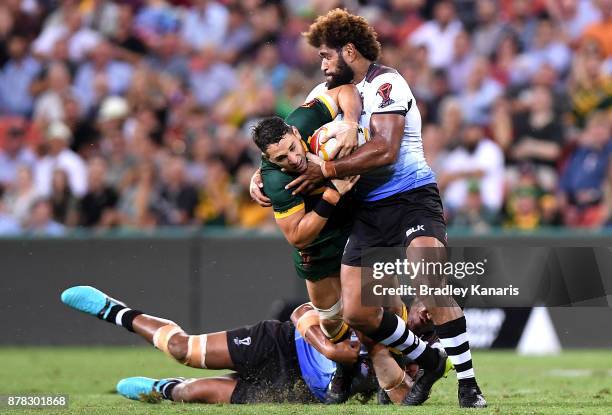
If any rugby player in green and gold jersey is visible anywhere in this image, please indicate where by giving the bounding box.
[251,84,363,346]
[252,85,415,403]
[251,85,366,403]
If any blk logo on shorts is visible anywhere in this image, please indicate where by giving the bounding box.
[234,337,251,346]
[406,225,425,237]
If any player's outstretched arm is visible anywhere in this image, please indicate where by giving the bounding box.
[291,303,360,365]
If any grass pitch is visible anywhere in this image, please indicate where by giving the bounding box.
[1,347,611,414]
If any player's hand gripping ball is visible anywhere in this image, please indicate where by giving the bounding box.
[308,121,370,161]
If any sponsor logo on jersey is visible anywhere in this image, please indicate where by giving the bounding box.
[234,336,251,346]
[377,83,395,108]
[406,225,425,237]
[301,99,317,108]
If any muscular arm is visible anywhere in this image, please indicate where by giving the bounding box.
[331,113,405,177]
[290,303,336,359]
[286,113,404,193]
[275,188,339,250]
[276,207,328,250]
[327,84,362,123]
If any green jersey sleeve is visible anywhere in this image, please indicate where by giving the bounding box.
[261,159,305,219]
[285,94,337,143]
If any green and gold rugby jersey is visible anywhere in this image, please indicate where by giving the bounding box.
[261,94,352,281]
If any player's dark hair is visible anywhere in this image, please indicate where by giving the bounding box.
[303,8,381,61]
[252,116,291,154]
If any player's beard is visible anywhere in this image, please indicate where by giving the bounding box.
[325,53,354,89]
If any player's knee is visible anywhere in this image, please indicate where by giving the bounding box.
[313,299,348,342]
[173,380,221,404]
[343,305,379,332]
[167,333,188,363]
[409,236,444,248]
[172,381,199,403]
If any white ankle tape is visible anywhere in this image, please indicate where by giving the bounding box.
[313,299,342,321]
[153,324,183,357]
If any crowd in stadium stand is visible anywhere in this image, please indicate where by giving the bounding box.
[0,0,610,235]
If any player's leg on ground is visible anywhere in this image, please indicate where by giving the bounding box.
[305,274,349,342]
[116,375,237,404]
[340,265,442,372]
[408,236,486,408]
[61,286,234,369]
[171,376,237,403]
[134,315,234,370]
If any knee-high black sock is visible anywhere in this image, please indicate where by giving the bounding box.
[436,316,477,387]
[368,310,440,370]
[100,303,143,332]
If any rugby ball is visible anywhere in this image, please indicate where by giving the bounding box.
[308,121,370,161]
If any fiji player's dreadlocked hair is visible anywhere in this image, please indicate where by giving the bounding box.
[303,8,381,61]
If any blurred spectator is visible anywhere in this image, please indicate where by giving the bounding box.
[448,30,476,93]
[189,48,236,108]
[158,156,198,225]
[423,124,450,175]
[134,0,180,45]
[473,0,505,57]
[559,111,611,227]
[118,161,160,228]
[458,57,503,125]
[501,0,538,51]
[508,86,564,190]
[109,4,148,62]
[450,181,499,231]
[439,124,505,214]
[409,1,463,69]
[0,185,21,235]
[216,3,253,64]
[0,118,36,187]
[547,0,601,43]
[519,17,571,77]
[34,121,87,197]
[234,164,274,229]
[186,132,214,184]
[504,184,543,230]
[0,34,41,115]
[49,168,77,226]
[195,158,236,226]
[145,32,189,85]
[78,157,119,228]
[73,40,133,113]
[439,97,464,145]
[581,0,612,56]
[2,165,38,225]
[23,198,65,236]
[180,0,229,52]
[32,60,75,123]
[32,8,101,62]
[568,45,612,127]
